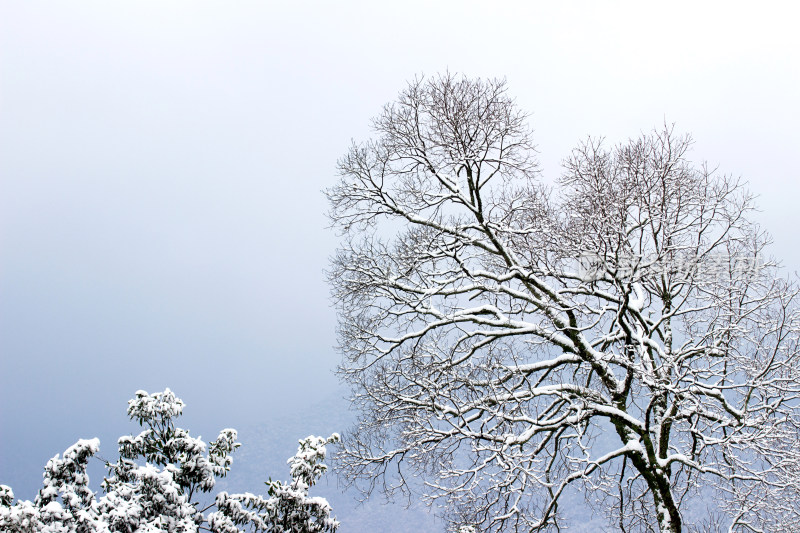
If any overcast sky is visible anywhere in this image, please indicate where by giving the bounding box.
[2,0,798,499]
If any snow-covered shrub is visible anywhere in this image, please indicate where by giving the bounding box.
[0,389,339,533]
[209,434,341,533]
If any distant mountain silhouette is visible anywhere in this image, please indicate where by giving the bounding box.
[215,390,443,533]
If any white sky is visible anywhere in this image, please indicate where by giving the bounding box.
[1,0,798,498]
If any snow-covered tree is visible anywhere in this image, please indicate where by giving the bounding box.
[209,434,341,533]
[326,74,800,532]
[0,389,339,533]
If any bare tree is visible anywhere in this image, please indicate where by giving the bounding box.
[326,74,800,533]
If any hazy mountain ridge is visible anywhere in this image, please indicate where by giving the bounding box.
[216,391,442,533]
[3,388,716,531]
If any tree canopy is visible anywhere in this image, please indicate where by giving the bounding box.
[327,74,800,532]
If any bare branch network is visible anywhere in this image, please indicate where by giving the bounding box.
[326,74,800,533]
